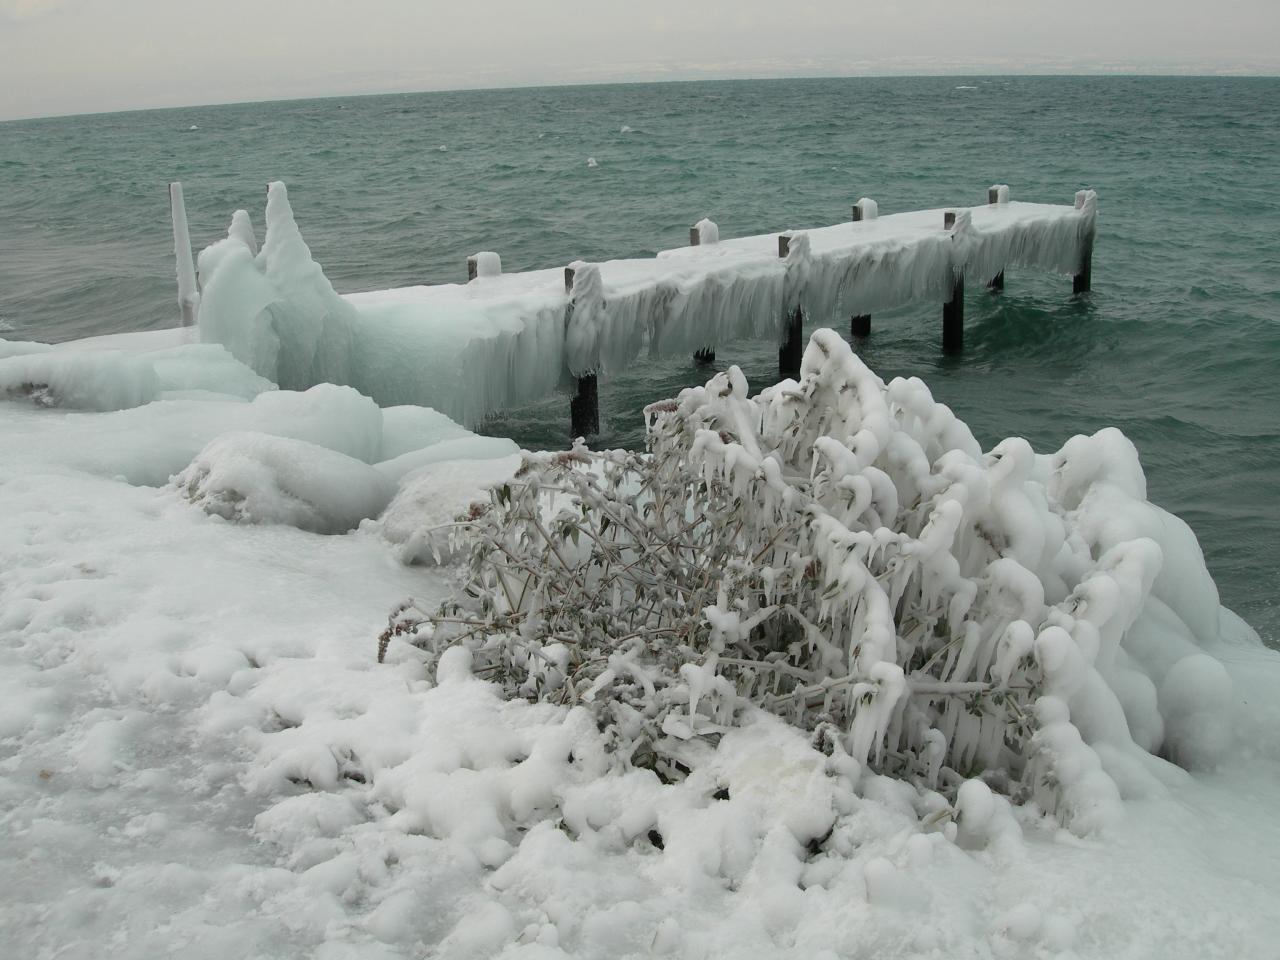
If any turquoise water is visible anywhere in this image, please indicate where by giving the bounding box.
[1,77,1276,639]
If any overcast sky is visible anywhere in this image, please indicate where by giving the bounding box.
[2,0,1278,121]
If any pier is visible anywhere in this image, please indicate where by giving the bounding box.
[174,183,1097,439]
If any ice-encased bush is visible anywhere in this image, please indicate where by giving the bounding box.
[387,330,1233,833]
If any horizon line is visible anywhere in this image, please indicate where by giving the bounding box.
[4,68,1278,124]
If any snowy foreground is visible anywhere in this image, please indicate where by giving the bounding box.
[2,330,1280,959]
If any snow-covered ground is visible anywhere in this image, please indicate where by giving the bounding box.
[2,331,1279,959]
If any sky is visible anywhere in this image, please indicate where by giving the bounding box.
[2,0,1278,121]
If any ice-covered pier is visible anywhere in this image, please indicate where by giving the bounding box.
[177,182,1097,437]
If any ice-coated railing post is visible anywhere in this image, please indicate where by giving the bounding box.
[942,211,964,354]
[777,234,803,380]
[169,182,198,328]
[690,223,715,364]
[988,185,1008,290]
[467,252,502,282]
[564,265,599,441]
[850,199,873,338]
[1073,190,1094,295]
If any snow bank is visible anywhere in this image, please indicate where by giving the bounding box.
[172,432,395,535]
[2,371,497,490]
[368,455,521,564]
[0,335,272,411]
[0,349,159,410]
[194,183,1097,424]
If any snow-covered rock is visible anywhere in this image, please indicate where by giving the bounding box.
[172,432,395,535]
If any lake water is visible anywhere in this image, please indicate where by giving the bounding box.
[1,76,1276,639]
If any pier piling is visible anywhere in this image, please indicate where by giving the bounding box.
[851,199,872,338]
[690,223,715,364]
[943,211,964,353]
[1073,249,1092,294]
[564,265,600,440]
[988,186,1008,291]
[168,182,198,328]
[777,234,803,379]
[1073,190,1094,294]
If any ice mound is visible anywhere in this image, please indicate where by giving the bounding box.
[172,431,395,534]
[197,183,566,426]
[369,455,522,564]
[379,404,477,460]
[0,337,273,411]
[7,369,487,490]
[0,349,158,411]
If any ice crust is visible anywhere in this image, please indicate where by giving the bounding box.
[194,182,1097,425]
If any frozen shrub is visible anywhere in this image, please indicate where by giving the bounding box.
[384,330,1231,827]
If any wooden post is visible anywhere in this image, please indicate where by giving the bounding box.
[564,266,599,440]
[943,212,963,353]
[1073,190,1094,294]
[169,182,198,328]
[988,186,1007,290]
[1073,245,1093,294]
[777,234,803,379]
[943,276,964,353]
[851,200,871,334]
[690,224,715,364]
[467,256,478,282]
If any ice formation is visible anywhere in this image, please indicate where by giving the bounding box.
[401,330,1237,838]
[193,182,1096,425]
[670,331,1229,830]
[0,337,273,411]
[173,432,395,534]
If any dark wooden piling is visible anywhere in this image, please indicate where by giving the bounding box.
[943,278,965,353]
[1073,241,1093,294]
[942,212,964,353]
[466,256,478,282]
[690,224,715,364]
[564,266,599,440]
[851,201,871,336]
[777,234,803,379]
[988,186,1007,290]
[1073,190,1094,294]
